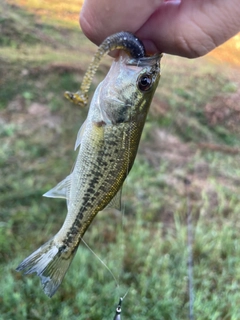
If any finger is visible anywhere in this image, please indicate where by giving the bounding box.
[80,0,163,45]
[80,0,240,58]
[137,0,240,57]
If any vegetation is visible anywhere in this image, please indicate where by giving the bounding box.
[1,1,240,319]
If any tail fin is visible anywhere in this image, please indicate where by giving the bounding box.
[16,239,77,297]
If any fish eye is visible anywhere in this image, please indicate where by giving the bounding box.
[137,73,153,92]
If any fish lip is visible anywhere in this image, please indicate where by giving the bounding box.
[126,53,163,67]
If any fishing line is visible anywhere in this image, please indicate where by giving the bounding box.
[80,236,131,319]
[122,288,130,300]
[79,206,130,318]
[81,237,120,289]
[81,218,130,320]
[185,180,195,320]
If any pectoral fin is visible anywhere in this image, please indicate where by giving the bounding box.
[74,120,87,150]
[106,187,122,211]
[43,175,71,199]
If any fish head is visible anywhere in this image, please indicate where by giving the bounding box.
[99,52,162,124]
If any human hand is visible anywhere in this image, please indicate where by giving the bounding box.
[80,0,240,58]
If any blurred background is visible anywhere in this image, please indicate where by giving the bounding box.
[1,1,240,319]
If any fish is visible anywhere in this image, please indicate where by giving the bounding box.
[16,32,162,297]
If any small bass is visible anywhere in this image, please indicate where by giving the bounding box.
[16,32,162,297]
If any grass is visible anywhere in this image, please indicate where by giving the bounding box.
[1,1,240,319]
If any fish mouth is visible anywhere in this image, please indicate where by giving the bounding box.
[127,53,163,67]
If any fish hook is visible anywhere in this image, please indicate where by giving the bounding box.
[113,297,123,320]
